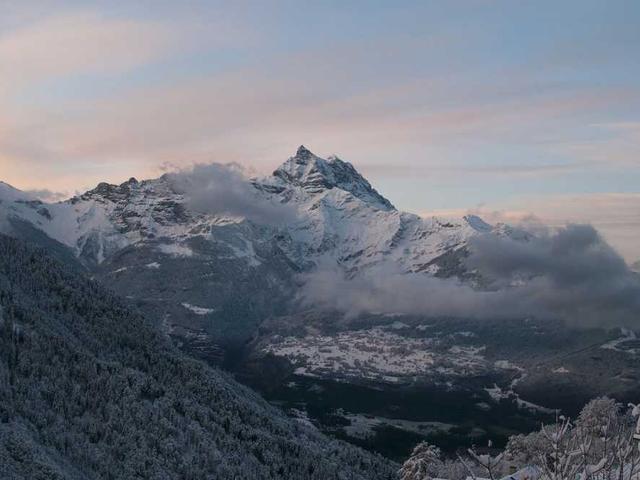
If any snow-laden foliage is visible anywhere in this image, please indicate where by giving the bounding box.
[401,397,640,480]
[0,234,396,480]
[399,442,443,480]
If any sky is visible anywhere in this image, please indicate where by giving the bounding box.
[0,1,639,261]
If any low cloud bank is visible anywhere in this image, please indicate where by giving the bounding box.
[168,163,297,226]
[299,225,640,328]
[25,189,69,202]
[468,224,640,326]
[299,264,514,319]
[0,182,68,203]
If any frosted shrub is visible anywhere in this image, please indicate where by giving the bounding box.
[402,397,640,480]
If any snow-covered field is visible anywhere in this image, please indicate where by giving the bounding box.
[181,302,216,315]
[340,412,454,440]
[601,329,640,354]
[262,327,491,383]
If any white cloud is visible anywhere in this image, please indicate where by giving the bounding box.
[422,193,640,263]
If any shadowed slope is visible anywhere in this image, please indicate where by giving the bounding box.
[0,234,396,480]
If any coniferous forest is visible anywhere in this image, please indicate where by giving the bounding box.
[0,234,396,479]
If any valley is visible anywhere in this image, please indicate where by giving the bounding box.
[1,146,639,463]
[240,314,640,459]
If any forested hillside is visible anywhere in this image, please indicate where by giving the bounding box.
[0,234,396,479]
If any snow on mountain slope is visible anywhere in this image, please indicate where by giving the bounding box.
[257,146,497,277]
[1,145,501,278]
[2,175,259,266]
[268,145,395,210]
[0,180,27,202]
[0,146,513,352]
[5,149,637,461]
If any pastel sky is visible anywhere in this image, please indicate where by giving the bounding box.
[1,1,639,261]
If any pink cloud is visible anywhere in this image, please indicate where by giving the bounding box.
[0,10,638,212]
[0,12,179,91]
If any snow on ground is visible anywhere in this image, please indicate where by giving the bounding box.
[485,384,555,414]
[552,366,570,374]
[340,412,454,440]
[601,329,639,354]
[416,324,434,331]
[389,321,409,329]
[494,360,523,371]
[146,262,161,269]
[222,240,262,267]
[157,243,194,257]
[262,327,489,383]
[181,303,216,315]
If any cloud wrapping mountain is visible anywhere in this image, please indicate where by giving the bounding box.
[168,163,298,225]
[1,147,637,332]
[468,224,640,327]
[299,224,640,328]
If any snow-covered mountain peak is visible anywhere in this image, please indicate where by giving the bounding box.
[294,144,314,160]
[75,175,170,204]
[0,148,505,278]
[272,146,394,211]
[0,180,15,191]
[0,180,32,203]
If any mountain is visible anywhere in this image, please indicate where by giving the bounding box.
[268,145,395,210]
[0,146,501,353]
[0,233,396,479]
[0,146,494,276]
[255,146,494,277]
[2,147,637,460]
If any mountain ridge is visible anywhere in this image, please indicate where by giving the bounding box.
[269,145,395,211]
[0,147,511,351]
[2,147,639,461]
[0,146,498,275]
